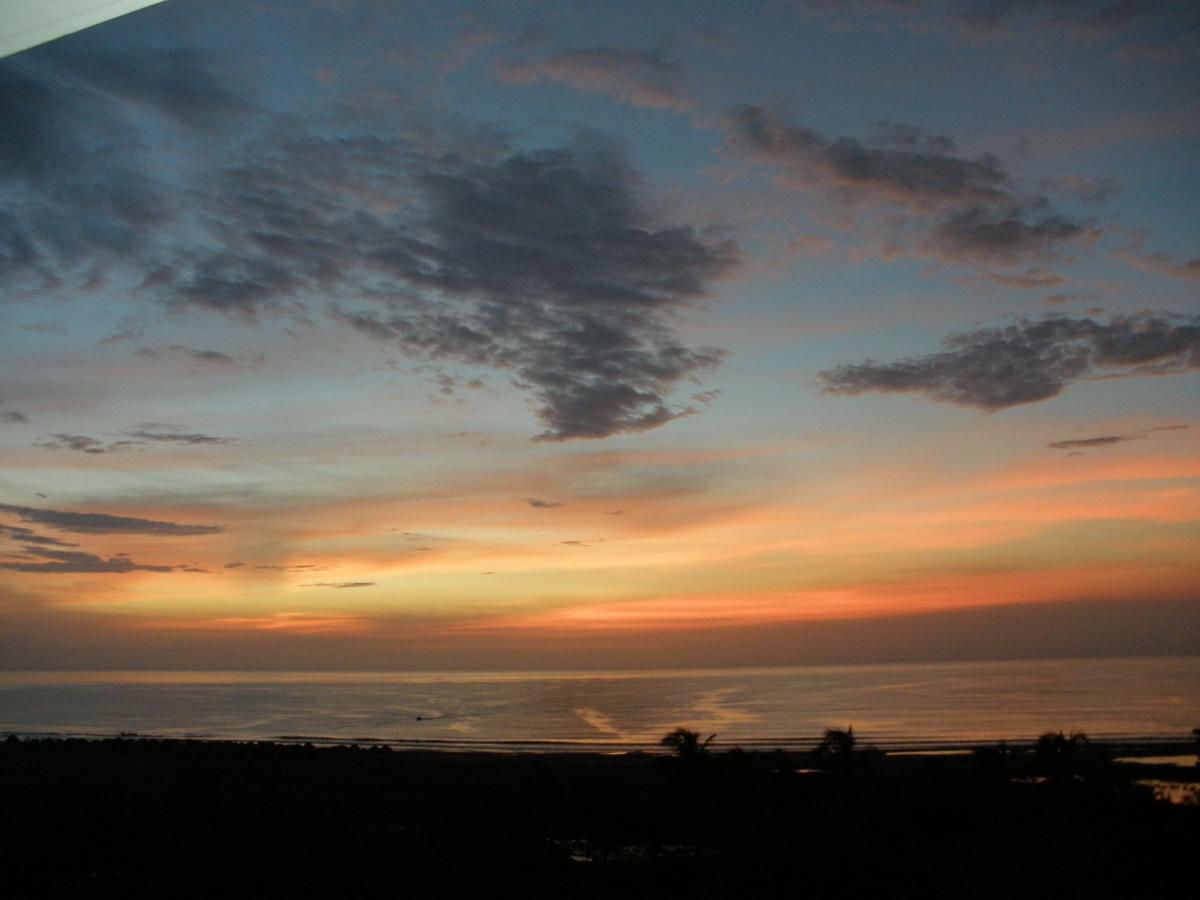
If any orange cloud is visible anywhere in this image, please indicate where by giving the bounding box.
[143,612,370,635]
[461,560,1196,636]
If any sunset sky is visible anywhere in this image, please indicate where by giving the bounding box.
[1,0,1197,669]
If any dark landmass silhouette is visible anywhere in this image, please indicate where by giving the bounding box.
[2,731,1196,898]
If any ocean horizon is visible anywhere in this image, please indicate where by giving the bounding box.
[3,656,1197,752]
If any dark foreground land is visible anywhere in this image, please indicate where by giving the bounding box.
[3,735,1197,898]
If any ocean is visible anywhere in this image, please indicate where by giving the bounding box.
[1,656,1196,752]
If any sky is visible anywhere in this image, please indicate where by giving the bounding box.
[0,0,1197,670]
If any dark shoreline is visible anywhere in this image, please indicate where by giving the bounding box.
[4,735,1197,898]
[5,729,1195,754]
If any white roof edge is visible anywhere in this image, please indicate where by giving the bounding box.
[1,0,167,60]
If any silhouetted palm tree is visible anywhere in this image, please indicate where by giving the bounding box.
[1034,730,1088,776]
[660,727,716,759]
[817,726,856,758]
[1034,730,1118,787]
[811,726,884,774]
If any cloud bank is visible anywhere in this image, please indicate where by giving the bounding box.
[0,49,736,441]
[820,313,1200,409]
[0,546,175,574]
[0,503,223,536]
[723,106,1096,264]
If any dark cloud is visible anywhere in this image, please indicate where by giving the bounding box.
[723,105,1094,264]
[497,46,693,112]
[725,105,1008,210]
[0,399,30,423]
[254,563,328,571]
[528,498,564,508]
[124,430,236,446]
[55,436,110,454]
[184,121,733,317]
[1047,434,1128,449]
[0,546,175,574]
[334,303,725,440]
[304,581,376,588]
[224,562,245,568]
[163,252,305,321]
[0,64,99,181]
[0,40,253,299]
[797,1,1192,45]
[0,59,171,297]
[0,503,223,536]
[35,45,255,133]
[956,0,1166,39]
[1047,423,1189,450]
[819,313,1200,409]
[297,132,735,439]
[927,202,1095,264]
[35,434,142,454]
[427,371,483,398]
[0,524,77,547]
[1114,247,1200,282]
[164,345,240,366]
[35,425,234,452]
[0,47,735,441]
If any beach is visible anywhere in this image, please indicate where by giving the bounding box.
[4,733,1196,898]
